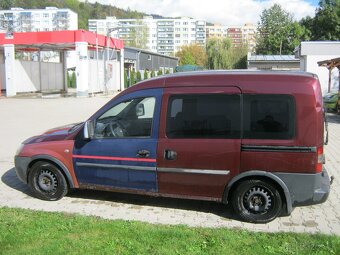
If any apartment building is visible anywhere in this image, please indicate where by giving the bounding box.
[205,23,228,38]
[88,16,206,56]
[206,23,256,52]
[0,7,78,32]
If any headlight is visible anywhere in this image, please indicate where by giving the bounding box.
[15,144,25,156]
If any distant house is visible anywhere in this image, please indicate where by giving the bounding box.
[247,54,300,70]
[295,41,340,94]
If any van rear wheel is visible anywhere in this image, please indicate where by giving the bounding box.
[28,161,68,201]
[232,179,282,223]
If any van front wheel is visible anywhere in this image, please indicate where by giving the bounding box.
[28,161,68,201]
[232,179,282,223]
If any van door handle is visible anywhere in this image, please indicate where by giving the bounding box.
[137,150,150,158]
[164,149,177,160]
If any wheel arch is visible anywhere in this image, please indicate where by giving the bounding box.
[28,155,75,188]
[223,170,293,214]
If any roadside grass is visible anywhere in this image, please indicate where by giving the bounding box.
[0,207,339,255]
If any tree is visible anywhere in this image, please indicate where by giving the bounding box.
[206,38,248,69]
[143,70,148,80]
[124,69,128,88]
[130,70,135,86]
[256,4,306,55]
[175,44,207,67]
[304,0,340,40]
[136,71,142,82]
[0,0,14,9]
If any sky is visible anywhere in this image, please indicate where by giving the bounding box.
[86,0,319,25]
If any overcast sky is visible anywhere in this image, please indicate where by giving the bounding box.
[86,0,318,25]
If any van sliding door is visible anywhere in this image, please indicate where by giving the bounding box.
[156,86,241,200]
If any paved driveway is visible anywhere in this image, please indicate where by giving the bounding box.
[0,97,339,235]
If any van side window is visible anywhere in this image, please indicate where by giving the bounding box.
[95,97,155,138]
[166,94,241,139]
[243,95,295,139]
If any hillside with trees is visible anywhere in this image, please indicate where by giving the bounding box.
[0,0,147,29]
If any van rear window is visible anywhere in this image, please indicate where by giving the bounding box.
[166,94,241,139]
[243,95,295,140]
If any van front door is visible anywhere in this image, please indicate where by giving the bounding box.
[157,87,241,200]
[73,88,162,192]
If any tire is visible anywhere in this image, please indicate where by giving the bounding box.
[28,161,68,201]
[232,179,282,223]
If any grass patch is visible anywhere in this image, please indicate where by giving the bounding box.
[0,207,339,255]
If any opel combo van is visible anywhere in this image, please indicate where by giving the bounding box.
[15,71,331,223]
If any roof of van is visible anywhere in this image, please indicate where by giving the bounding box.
[121,70,319,95]
[155,70,317,79]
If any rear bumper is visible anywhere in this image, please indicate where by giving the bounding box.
[15,156,31,184]
[274,168,330,208]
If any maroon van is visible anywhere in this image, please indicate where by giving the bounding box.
[15,71,331,223]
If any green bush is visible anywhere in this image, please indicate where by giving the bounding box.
[136,71,142,82]
[124,69,128,88]
[144,70,148,80]
[157,69,163,76]
[67,72,77,88]
[151,70,155,78]
[130,70,136,86]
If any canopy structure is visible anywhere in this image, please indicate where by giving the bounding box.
[0,30,124,97]
[0,29,124,51]
[318,57,340,93]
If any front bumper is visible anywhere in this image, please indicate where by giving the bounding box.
[15,156,31,184]
[275,168,331,208]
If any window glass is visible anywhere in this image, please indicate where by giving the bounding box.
[166,94,241,139]
[243,95,295,139]
[95,97,155,138]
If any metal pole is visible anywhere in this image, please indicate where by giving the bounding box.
[104,31,110,95]
[38,49,42,92]
[328,67,333,93]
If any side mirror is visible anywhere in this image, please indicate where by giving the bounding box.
[84,120,94,140]
[136,103,145,117]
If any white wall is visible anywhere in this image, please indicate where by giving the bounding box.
[40,62,64,91]
[303,55,339,94]
[14,60,63,93]
[106,60,121,92]
[88,59,105,93]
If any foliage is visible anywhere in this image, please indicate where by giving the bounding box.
[165,69,170,74]
[157,69,163,76]
[2,0,146,30]
[151,70,155,77]
[143,70,148,80]
[0,207,339,255]
[0,0,14,9]
[176,44,207,67]
[206,38,248,69]
[65,71,76,88]
[300,0,340,41]
[136,71,142,82]
[130,70,135,86]
[256,4,308,55]
[124,69,128,88]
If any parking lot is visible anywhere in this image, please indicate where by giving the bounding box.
[0,96,339,235]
